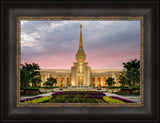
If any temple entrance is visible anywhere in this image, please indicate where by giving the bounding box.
[67,77,70,86]
[91,78,95,87]
[78,76,83,86]
[55,77,58,87]
[103,77,107,86]
[97,77,101,87]
[61,78,64,87]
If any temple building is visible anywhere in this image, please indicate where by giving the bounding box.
[39,25,123,88]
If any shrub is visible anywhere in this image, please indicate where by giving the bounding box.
[121,86,140,90]
[95,99,105,103]
[101,86,122,89]
[120,89,137,91]
[23,96,52,103]
[22,91,132,104]
[107,86,121,89]
[115,91,140,95]
[103,96,124,103]
[51,91,106,103]
[110,96,135,103]
[63,87,68,89]
[40,86,58,89]
[132,86,140,90]
[24,90,40,95]
[27,86,40,90]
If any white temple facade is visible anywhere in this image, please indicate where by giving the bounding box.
[71,24,91,86]
[38,25,123,88]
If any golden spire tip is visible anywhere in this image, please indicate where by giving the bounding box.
[80,24,82,31]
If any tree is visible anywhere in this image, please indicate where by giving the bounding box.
[48,77,57,87]
[43,80,53,87]
[118,72,127,87]
[106,77,116,86]
[20,63,41,94]
[21,63,40,71]
[32,63,40,70]
[43,77,57,92]
[122,59,140,94]
[31,77,42,87]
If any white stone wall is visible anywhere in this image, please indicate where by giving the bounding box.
[39,69,122,87]
[71,66,76,86]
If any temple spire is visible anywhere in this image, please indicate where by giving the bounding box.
[76,24,86,62]
[79,24,83,49]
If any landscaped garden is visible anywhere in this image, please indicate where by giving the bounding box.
[114,89,140,95]
[20,60,141,97]
[21,91,135,103]
[20,86,59,96]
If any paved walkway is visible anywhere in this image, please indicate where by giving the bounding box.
[104,92,140,103]
[21,91,140,103]
[20,92,59,100]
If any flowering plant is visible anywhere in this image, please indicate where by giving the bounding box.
[103,96,124,103]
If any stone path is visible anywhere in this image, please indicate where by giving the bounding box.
[20,91,61,100]
[104,92,140,103]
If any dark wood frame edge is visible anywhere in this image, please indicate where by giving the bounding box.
[1,0,159,122]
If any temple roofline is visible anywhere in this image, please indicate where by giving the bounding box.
[37,69,71,72]
[91,69,123,72]
[91,69,123,71]
[38,69,123,71]
[37,69,123,73]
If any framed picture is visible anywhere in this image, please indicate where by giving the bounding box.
[17,16,144,107]
[2,0,159,122]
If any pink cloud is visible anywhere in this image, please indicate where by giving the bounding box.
[21,47,139,69]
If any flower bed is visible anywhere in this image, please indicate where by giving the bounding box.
[50,91,105,103]
[103,96,124,103]
[110,96,135,103]
[21,89,40,96]
[52,91,105,97]
[22,96,52,103]
[21,91,135,103]
[120,89,137,92]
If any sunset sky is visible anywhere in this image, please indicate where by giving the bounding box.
[21,20,140,69]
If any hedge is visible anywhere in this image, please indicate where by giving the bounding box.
[40,86,58,89]
[103,96,124,103]
[23,96,52,103]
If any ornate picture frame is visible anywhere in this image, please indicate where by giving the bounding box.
[17,16,144,108]
[2,0,159,122]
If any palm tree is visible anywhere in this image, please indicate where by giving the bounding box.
[20,63,41,94]
[32,63,40,70]
[106,77,116,86]
[43,80,53,87]
[43,77,57,92]
[48,77,57,86]
[21,63,40,71]
[122,59,140,94]
[123,59,140,70]
[118,72,127,87]
[31,77,42,87]
[20,67,40,94]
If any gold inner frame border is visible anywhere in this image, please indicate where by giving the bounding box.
[16,16,144,107]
